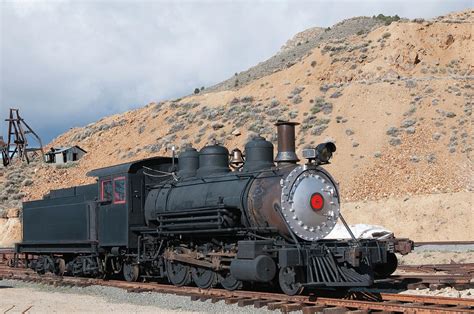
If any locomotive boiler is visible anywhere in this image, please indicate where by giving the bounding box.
[15,121,412,295]
[144,122,339,242]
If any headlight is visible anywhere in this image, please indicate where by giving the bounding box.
[302,142,336,164]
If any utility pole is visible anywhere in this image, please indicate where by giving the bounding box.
[3,108,44,167]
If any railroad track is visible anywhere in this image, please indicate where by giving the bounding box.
[415,241,474,246]
[395,263,474,290]
[398,263,474,275]
[0,265,473,313]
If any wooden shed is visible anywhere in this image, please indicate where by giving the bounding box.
[45,146,87,164]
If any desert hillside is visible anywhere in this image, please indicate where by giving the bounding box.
[0,9,472,244]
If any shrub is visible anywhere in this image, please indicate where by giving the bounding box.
[386,127,399,136]
[292,95,302,104]
[212,123,224,130]
[374,14,400,25]
[401,119,416,128]
[389,137,401,146]
[241,96,254,103]
[291,86,305,95]
[22,179,33,186]
[405,80,417,89]
[54,162,78,169]
[269,99,280,108]
[310,97,333,114]
[311,125,328,136]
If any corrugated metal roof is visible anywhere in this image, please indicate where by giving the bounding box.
[49,145,87,154]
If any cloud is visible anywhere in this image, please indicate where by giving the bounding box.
[0,0,471,143]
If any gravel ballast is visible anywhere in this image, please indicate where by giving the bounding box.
[0,279,274,313]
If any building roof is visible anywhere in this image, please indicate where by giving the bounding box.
[86,156,174,178]
[50,146,87,154]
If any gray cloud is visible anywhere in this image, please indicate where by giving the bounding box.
[1,0,471,143]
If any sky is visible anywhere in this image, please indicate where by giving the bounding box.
[0,0,471,144]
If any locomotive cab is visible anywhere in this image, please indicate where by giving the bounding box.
[86,157,175,249]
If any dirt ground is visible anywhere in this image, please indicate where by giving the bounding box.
[0,218,21,247]
[396,251,474,265]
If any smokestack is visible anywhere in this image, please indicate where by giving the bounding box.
[274,121,299,164]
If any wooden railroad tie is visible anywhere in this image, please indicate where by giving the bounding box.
[237,298,258,307]
[253,299,274,308]
[302,305,326,314]
[224,297,247,305]
[280,302,303,313]
[267,301,288,310]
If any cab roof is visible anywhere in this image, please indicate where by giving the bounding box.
[86,157,174,178]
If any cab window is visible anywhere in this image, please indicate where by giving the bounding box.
[101,180,112,201]
[113,177,126,204]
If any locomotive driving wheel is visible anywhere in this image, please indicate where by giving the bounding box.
[192,267,218,289]
[219,272,243,291]
[279,266,304,296]
[166,260,192,286]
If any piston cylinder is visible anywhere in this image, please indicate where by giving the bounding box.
[230,255,276,282]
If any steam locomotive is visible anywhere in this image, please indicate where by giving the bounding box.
[15,121,412,295]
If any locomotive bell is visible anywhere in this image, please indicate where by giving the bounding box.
[229,148,244,169]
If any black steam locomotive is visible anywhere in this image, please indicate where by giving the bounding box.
[15,121,412,295]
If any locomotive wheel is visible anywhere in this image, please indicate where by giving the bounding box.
[192,267,218,289]
[166,261,192,286]
[36,256,55,275]
[123,262,140,282]
[279,266,304,296]
[374,252,398,278]
[55,258,66,276]
[219,272,243,291]
[35,256,46,274]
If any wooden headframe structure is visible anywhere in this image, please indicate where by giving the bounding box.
[2,108,44,167]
